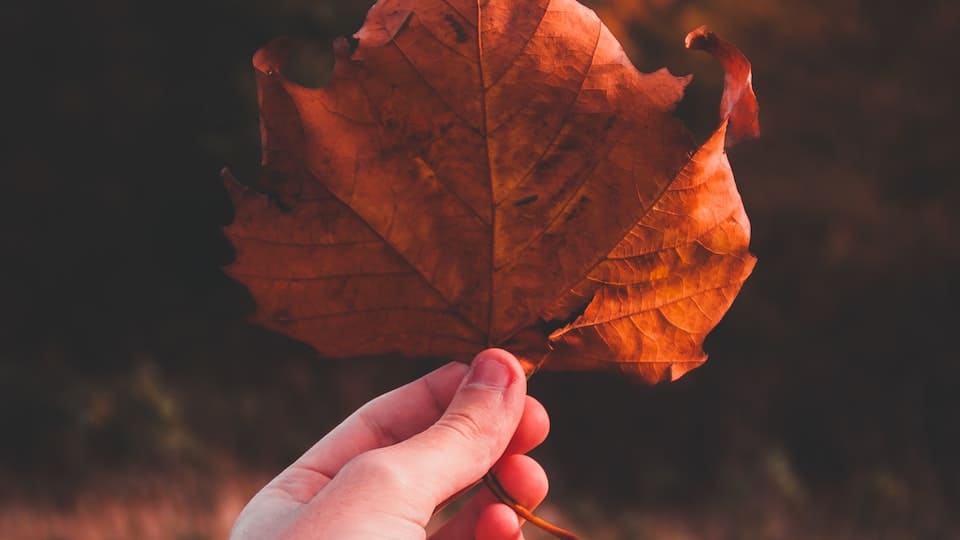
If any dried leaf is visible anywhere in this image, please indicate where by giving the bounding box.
[224,0,759,383]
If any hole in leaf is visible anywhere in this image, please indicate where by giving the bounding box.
[281,39,335,88]
[346,35,360,53]
[540,294,593,335]
[513,194,539,206]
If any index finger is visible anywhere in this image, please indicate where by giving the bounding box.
[266,361,469,502]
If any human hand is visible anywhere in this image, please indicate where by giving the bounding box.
[231,349,551,539]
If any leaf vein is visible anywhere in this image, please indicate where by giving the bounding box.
[561,283,737,331]
[494,19,603,206]
[483,0,551,93]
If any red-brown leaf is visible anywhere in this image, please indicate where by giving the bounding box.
[224,0,759,383]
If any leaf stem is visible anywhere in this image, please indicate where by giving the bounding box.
[482,471,579,540]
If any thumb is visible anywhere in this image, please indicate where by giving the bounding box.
[329,349,527,524]
[390,348,527,506]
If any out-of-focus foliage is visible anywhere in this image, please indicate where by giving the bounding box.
[1,0,957,537]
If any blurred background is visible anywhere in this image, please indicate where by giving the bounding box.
[2,0,958,538]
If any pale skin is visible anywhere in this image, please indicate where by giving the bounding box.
[231,349,551,540]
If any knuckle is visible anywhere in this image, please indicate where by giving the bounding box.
[433,410,487,444]
[340,449,408,489]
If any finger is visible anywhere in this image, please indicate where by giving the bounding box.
[504,396,549,456]
[431,454,548,540]
[263,361,468,502]
[435,395,550,510]
[325,349,528,526]
[475,504,524,540]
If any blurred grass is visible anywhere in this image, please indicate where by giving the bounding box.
[1,0,958,538]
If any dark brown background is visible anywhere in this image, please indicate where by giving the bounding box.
[2,0,957,537]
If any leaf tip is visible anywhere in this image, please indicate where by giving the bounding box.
[253,38,295,76]
[220,167,245,201]
[669,358,707,382]
[684,26,760,147]
[683,25,715,52]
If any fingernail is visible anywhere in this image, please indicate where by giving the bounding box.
[466,354,512,389]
